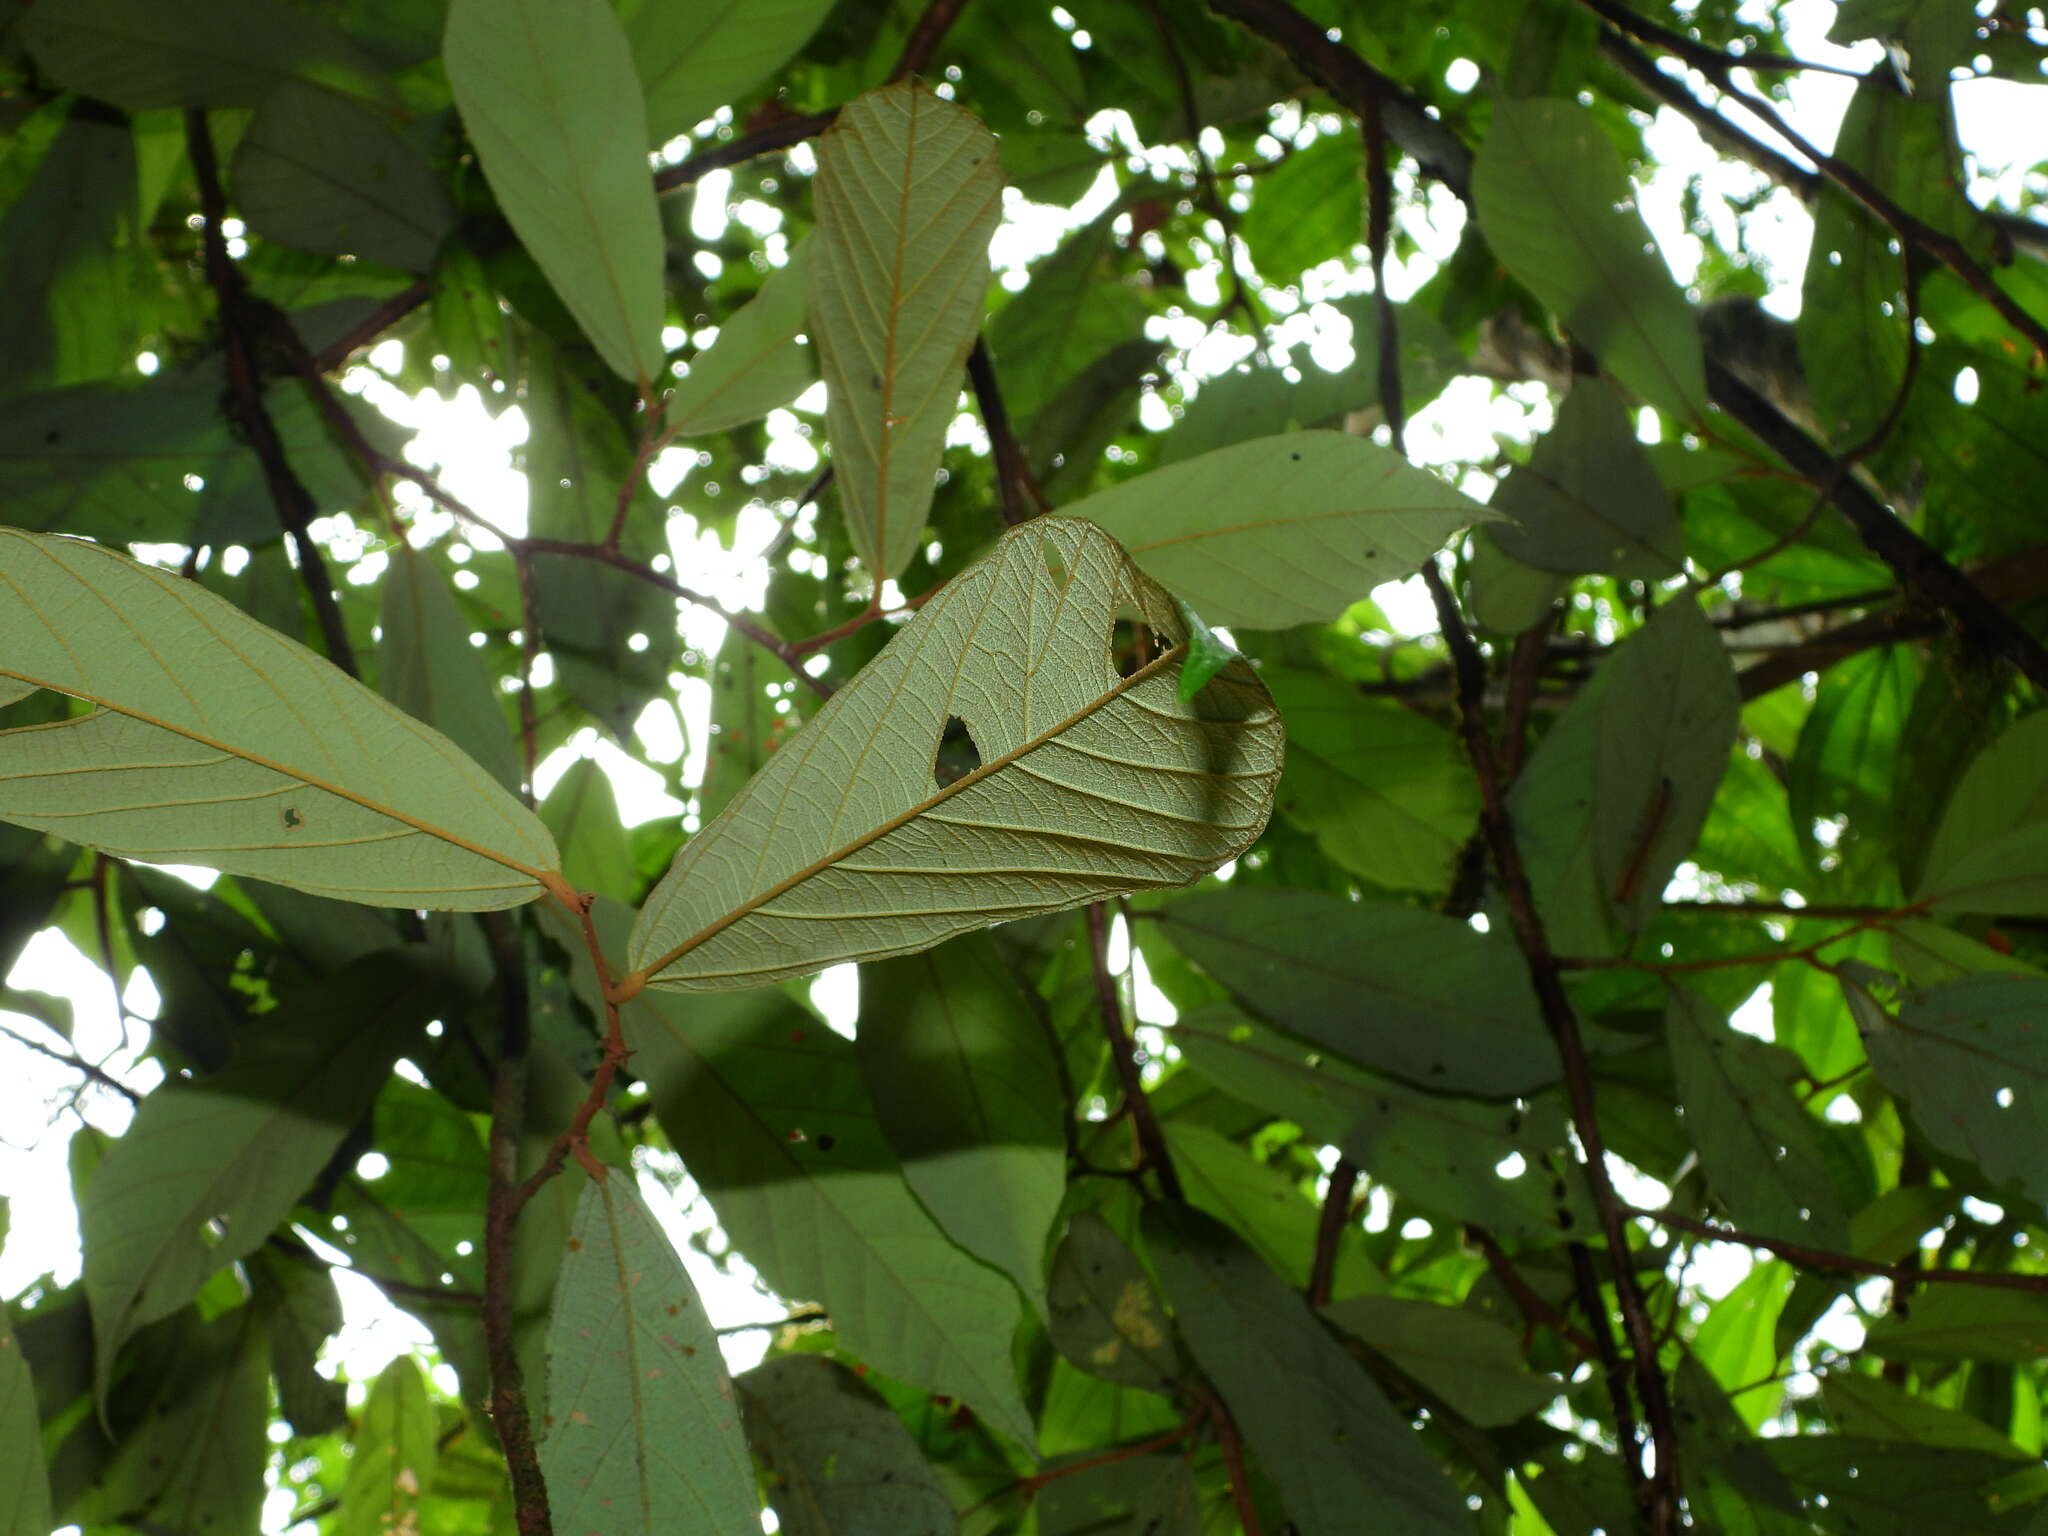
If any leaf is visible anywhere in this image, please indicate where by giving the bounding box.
[665,244,816,437]
[1511,597,1738,951]
[988,206,1150,438]
[339,1357,438,1536]
[811,81,1003,580]
[1865,1289,2048,1363]
[0,1303,52,1536]
[856,934,1067,1312]
[1666,988,1848,1249]
[1172,1005,1596,1241]
[540,757,636,903]
[1173,600,1239,704]
[20,0,393,111]
[1047,1212,1181,1393]
[624,0,838,147]
[231,83,455,273]
[1261,665,1479,891]
[1764,1437,2036,1534]
[613,905,1036,1448]
[445,0,666,384]
[1489,376,1683,578]
[1474,97,1706,421]
[1142,1204,1470,1536]
[626,518,1281,992]
[1241,130,1364,280]
[81,956,445,1403]
[736,1355,955,1536]
[1865,976,2048,1205]
[1787,646,1918,864]
[1919,711,2048,916]
[540,1178,758,1533]
[248,1249,348,1437]
[0,528,560,908]
[1037,1450,1200,1536]
[1154,889,1559,1096]
[1067,429,1496,630]
[1319,1296,1563,1426]
[1823,1369,2034,1459]
[379,547,521,793]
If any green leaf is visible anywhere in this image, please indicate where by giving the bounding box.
[616,917,1036,1448]
[81,955,445,1403]
[1865,976,2048,1205]
[1142,1204,1470,1536]
[1262,665,1479,891]
[379,547,521,793]
[1464,525,1566,635]
[1172,1005,1595,1241]
[0,1302,52,1536]
[1764,1436,2036,1533]
[1319,1296,1563,1426]
[1036,1450,1200,1536]
[626,518,1281,992]
[1823,1369,2035,1459]
[339,1357,438,1536]
[1474,97,1707,421]
[665,244,815,437]
[1511,597,1738,951]
[21,0,394,111]
[1155,889,1559,1096]
[1919,711,2048,916]
[541,1178,759,1533]
[1047,1212,1182,1393]
[1666,988,1848,1249]
[231,83,455,273]
[1173,600,1239,705]
[248,1249,348,1437]
[1241,130,1363,281]
[856,934,1066,1312]
[623,0,837,147]
[811,81,1002,580]
[540,757,636,903]
[0,529,560,908]
[736,1354,953,1536]
[1787,645,1918,864]
[445,0,666,384]
[1865,1289,2048,1363]
[1490,377,1683,578]
[1067,429,1496,630]
[988,206,1149,438]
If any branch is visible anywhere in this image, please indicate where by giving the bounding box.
[509,895,630,1214]
[967,338,1046,525]
[1465,1226,1600,1360]
[1306,1158,1359,1308]
[184,110,358,677]
[0,1018,139,1104]
[1634,1209,2048,1293]
[888,0,975,83]
[1087,901,1183,1201]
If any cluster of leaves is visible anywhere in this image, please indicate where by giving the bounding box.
[2,0,2048,1533]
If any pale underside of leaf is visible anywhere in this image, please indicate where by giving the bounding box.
[1066,430,1498,629]
[811,81,1003,580]
[626,518,1282,991]
[0,529,558,908]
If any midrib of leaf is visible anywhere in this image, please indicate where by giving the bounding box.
[624,641,1189,989]
[874,86,917,565]
[597,1182,658,1527]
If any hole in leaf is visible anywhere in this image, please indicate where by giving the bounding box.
[1109,617,1168,679]
[934,716,981,787]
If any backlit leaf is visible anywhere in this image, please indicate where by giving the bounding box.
[1919,711,2048,916]
[541,1178,758,1533]
[338,1357,436,1536]
[624,0,838,147]
[1865,1289,2048,1363]
[378,547,520,793]
[1047,1212,1181,1392]
[665,243,815,438]
[626,518,1281,992]
[1320,1296,1563,1426]
[811,81,1002,579]
[445,0,665,384]
[0,528,560,908]
[1068,429,1496,629]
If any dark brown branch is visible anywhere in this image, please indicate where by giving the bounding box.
[1087,901,1183,1201]
[478,911,552,1536]
[967,337,1046,525]
[1465,1226,1600,1360]
[888,0,975,83]
[0,1018,140,1104]
[184,110,358,677]
[652,110,838,195]
[1635,1209,2048,1293]
[1306,1158,1359,1308]
[310,278,432,373]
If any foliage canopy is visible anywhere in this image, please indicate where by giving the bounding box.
[2,0,2048,1533]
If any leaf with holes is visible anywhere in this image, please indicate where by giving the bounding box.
[1865,976,2048,1206]
[0,529,560,907]
[541,1178,758,1534]
[1066,430,1496,630]
[811,81,1003,580]
[625,518,1281,992]
[80,955,447,1407]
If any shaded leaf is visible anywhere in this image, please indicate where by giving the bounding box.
[1764,1436,2037,1533]
[857,934,1066,1311]
[988,206,1149,438]
[1320,1296,1563,1426]
[0,529,559,907]
[379,547,520,793]
[540,1178,758,1533]
[445,0,665,383]
[339,1357,437,1536]
[540,757,636,903]
[625,0,838,147]
[1865,1289,2048,1363]
[1474,97,1706,420]
[1068,429,1496,630]
[1047,1212,1180,1393]
[1823,1369,2034,1459]
[1155,889,1558,1096]
[812,81,1002,579]
[248,1249,348,1437]
[0,1303,51,1536]
[1143,1204,1469,1536]
[627,518,1280,992]
[666,244,815,437]
[736,1354,954,1536]
[1036,1449,1200,1536]
[1241,130,1363,281]
[1919,711,2048,916]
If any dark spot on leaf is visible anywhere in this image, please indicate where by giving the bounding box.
[281,805,304,830]
[566,1237,581,1251]
[1290,451,1301,461]
[816,1133,837,1152]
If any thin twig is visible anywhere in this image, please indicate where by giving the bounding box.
[1465,1226,1600,1360]
[1559,902,1928,976]
[0,1019,140,1104]
[1204,1388,1265,1535]
[1307,1158,1359,1308]
[967,337,1047,524]
[510,895,630,1213]
[1087,902,1182,1200]
[1633,1209,2048,1293]
[888,0,975,83]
